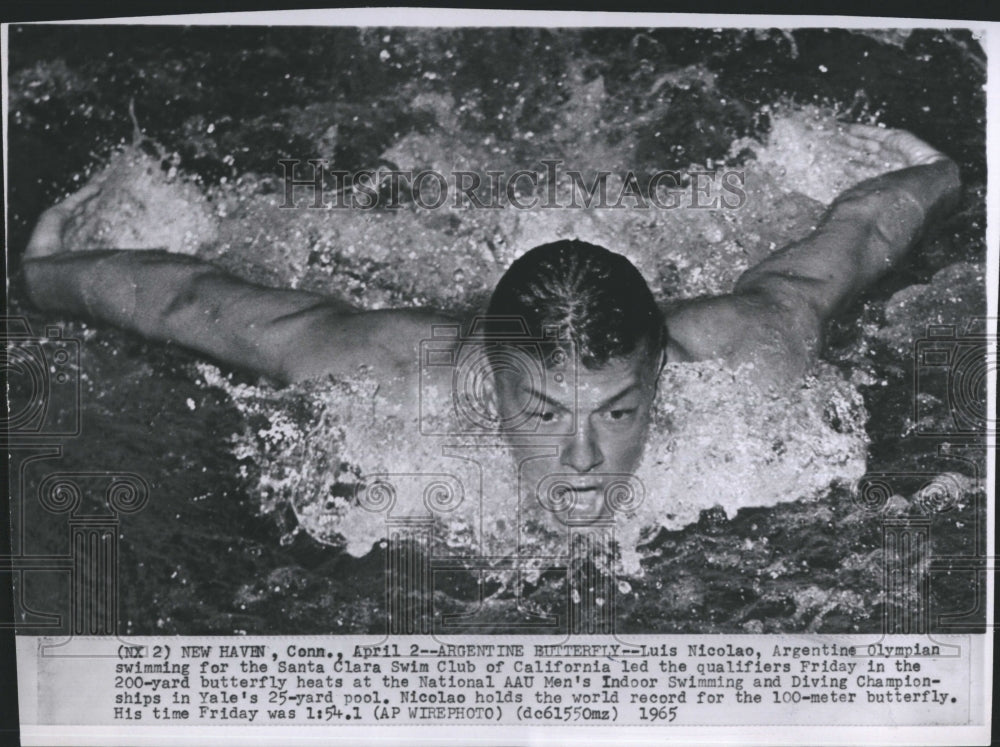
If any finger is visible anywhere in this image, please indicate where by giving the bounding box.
[24,181,103,259]
[847,124,944,165]
[844,122,896,142]
[24,211,67,258]
[56,180,104,215]
[825,140,876,162]
[842,160,876,180]
[844,123,917,152]
[842,165,866,181]
[839,132,883,154]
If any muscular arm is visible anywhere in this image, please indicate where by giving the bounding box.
[734,157,960,322]
[665,125,961,384]
[22,193,453,386]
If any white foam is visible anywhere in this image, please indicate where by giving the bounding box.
[199,353,868,577]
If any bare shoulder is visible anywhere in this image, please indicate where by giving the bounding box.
[659,126,959,390]
[662,292,821,387]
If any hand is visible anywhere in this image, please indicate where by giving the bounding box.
[837,123,949,169]
[24,180,103,260]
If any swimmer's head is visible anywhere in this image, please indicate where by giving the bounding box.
[483,240,665,520]
[484,239,665,369]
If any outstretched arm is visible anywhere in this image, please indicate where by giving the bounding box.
[665,124,961,383]
[22,184,453,386]
[734,125,960,322]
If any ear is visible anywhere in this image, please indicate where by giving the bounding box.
[653,346,668,391]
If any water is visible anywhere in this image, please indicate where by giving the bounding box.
[7,26,987,634]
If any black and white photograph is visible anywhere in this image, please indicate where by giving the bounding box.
[3,9,995,745]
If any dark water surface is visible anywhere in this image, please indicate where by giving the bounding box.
[7,26,988,634]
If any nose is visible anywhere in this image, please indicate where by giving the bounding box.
[559,422,605,473]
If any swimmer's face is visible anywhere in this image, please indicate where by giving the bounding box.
[492,340,661,521]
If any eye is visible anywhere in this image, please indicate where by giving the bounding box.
[607,408,637,421]
[540,411,557,423]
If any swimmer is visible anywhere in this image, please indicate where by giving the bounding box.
[22,124,960,519]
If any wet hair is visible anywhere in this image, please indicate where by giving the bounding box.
[484,239,665,369]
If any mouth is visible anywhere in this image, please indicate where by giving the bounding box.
[535,477,614,517]
[565,484,605,512]
[535,479,614,524]
[556,481,602,501]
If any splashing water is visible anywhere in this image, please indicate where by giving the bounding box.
[66,101,881,577]
[197,355,867,577]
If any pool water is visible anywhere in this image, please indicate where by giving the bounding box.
[7,26,988,634]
